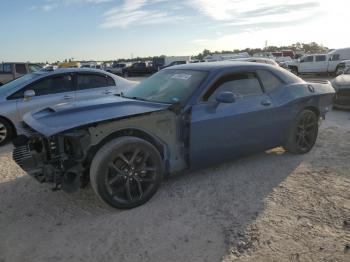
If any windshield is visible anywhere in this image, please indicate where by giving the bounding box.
[124,69,208,104]
[0,73,39,97]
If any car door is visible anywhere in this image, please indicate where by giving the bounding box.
[314,55,328,72]
[255,69,293,140]
[189,71,278,168]
[15,73,76,118]
[75,73,117,102]
[299,55,314,73]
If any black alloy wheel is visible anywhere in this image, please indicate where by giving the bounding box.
[90,137,163,209]
[285,110,318,154]
[0,118,13,146]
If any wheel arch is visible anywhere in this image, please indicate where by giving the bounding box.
[84,128,167,170]
[303,106,320,118]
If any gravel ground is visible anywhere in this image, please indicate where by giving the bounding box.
[0,109,349,262]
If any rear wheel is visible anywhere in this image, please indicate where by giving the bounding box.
[285,110,318,154]
[90,137,164,209]
[0,118,13,146]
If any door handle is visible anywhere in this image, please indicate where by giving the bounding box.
[261,100,272,106]
[63,95,74,100]
[103,90,114,95]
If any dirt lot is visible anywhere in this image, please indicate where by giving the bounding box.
[0,108,350,262]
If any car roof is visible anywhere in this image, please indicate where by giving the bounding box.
[232,57,275,62]
[1,62,39,64]
[165,61,276,72]
[34,68,115,77]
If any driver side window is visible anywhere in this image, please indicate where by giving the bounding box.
[10,74,74,99]
[204,72,263,102]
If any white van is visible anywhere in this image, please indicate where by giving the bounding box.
[328,48,350,73]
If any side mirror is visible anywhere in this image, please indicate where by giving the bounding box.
[24,90,35,99]
[216,91,236,104]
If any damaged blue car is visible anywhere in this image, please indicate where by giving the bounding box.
[13,62,335,209]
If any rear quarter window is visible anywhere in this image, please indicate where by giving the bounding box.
[256,70,283,93]
[274,67,304,84]
[107,76,116,86]
[77,74,109,90]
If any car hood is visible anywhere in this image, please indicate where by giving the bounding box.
[23,96,169,137]
[332,74,350,88]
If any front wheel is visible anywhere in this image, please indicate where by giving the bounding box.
[284,110,318,154]
[290,67,298,75]
[335,67,343,76]
[90,137,164,209]
[0,118,13,146]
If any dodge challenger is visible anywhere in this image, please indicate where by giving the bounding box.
[12,62,335,209]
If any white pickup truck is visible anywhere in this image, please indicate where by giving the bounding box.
[286,48,350,76]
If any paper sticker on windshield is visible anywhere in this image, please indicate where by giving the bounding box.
[171,74,192,80]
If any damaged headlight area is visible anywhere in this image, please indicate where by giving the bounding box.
[12,130,90,193]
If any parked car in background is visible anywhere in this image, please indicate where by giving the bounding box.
[286,47,350,75]
[204,52,250,62]
[160,60,187,69]
[274,56,293,66]
[272,50,295,59]
[335,60,350,75]
[153,56,191,70]
[58,61,81,68]
[0,62,42,85]
[331,67,350,109]
[230,57,279,66]
[122,62,157,77]
[0,68,137,146]
[105,62,129,76]
[43,64,58,71]
[13,62,334,209]
[80,61,102,69]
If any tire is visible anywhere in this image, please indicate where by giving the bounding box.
[90,137,164,209]
[284,110,318,154]
[335,67,343,76]
[290,67,298,75]
[0,118,13,146]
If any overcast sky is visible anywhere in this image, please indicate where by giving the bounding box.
[1,0,349,62]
